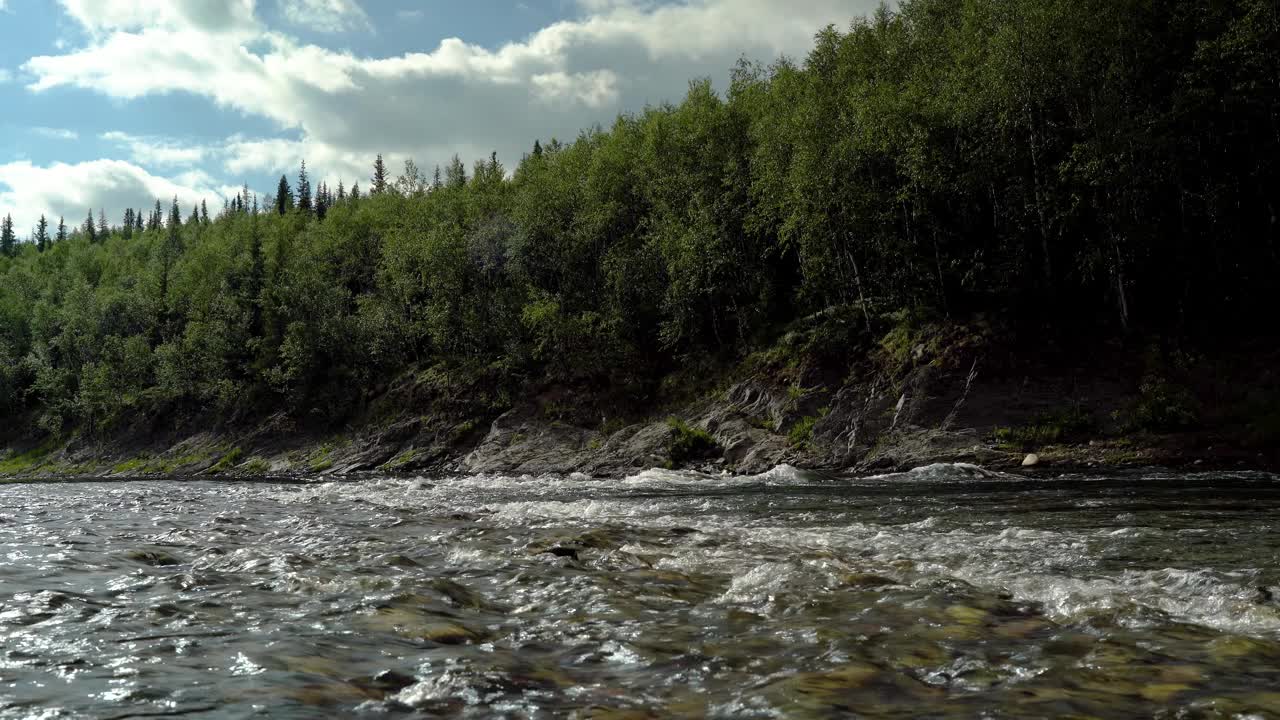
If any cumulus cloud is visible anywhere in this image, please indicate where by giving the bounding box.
[279,0,371,33]
[0,159,226,235]
[14,0,881,219]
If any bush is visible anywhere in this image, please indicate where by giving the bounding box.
[667,418,717,464]
[1121,376,1199,432]
[995,406,1096,449]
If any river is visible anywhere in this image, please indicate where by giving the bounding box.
[2,465,1279,718]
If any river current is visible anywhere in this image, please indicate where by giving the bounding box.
[2,465,1280,718]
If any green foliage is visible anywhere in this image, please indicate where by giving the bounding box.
[788,416,818,449]
[666,418,718,464]
[209,447,244,474]
[995,406,1097,449]
[243,457,271,475]
[1120,377,1200,433]
[0,1,1277,441]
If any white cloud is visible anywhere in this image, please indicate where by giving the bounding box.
[101,131,207,167]
[54,0,257,34]
[17,0,880,210]
[31,127,79,141]
[0,159,227,236]
[279,0,370,33]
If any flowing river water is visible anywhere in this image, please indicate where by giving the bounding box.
[2,465,1280,719]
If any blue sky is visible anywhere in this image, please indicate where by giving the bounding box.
[0,0,874,235]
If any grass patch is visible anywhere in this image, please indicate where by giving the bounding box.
[381,448,419,471]
[112,456,151,474]
[208,447,244,474]
[788,416,818,449]
[243,457,271,475]
[0,440,58,475]
[995,406,1096,450]
[667,418,718,464]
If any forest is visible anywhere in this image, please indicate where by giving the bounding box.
[0,0,1276,440]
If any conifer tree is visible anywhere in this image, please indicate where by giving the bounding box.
[83,209,97,243]
[122,209,135,240]
[350,182,361,201]
[56,216,67,244]
[276,175,294,215]
[297,161,313,213]
[134,211,144,233]
[201,199,210,224]
[34,215,49,252]
[371,154,388,194]
[532,139,543,157]
[336,180,346,203]
[0,214,15,257]
[432,165,442,190]
[315,182,329,221]
[445,154,467,188]
[97,209,109,239]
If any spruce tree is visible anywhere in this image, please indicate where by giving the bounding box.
[432,165,442,190]
[297,161,313,213]
[135,211,144,233]
[532,139,543,157]
[83,209,97,243]
[122,208,135,240]
[56,216,67,244]
[34,215,49,252]
[315,182,329,221]
[276,175,294,215]
[201,199,210,224]
[350,182,361,201]
[371,154,388,194]
[0,214,15,257]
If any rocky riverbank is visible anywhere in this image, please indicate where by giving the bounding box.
[2,333,1276,480]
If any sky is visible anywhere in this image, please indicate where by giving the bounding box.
[0,0,878,235]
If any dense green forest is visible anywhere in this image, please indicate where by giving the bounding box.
[1,0,1277,438]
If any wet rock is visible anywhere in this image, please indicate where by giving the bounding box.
[382,554,419,568]
[840,572,898,589]
[419,622,482,645]
[544,546,579,560]
[123,549,182,566]
[362,669,417,694]
[429,578,501,612]
[1022,453,1041,467]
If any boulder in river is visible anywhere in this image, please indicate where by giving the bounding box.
[1022,453,1040,467]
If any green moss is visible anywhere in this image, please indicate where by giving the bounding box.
[112,456,150,474]
[381,449,419,471]
[667,418,718,464]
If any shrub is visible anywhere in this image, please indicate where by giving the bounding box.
[667,418,717,464]
[994,406,1097,449]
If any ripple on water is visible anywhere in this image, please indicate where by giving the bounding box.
[1,468,1280,718]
